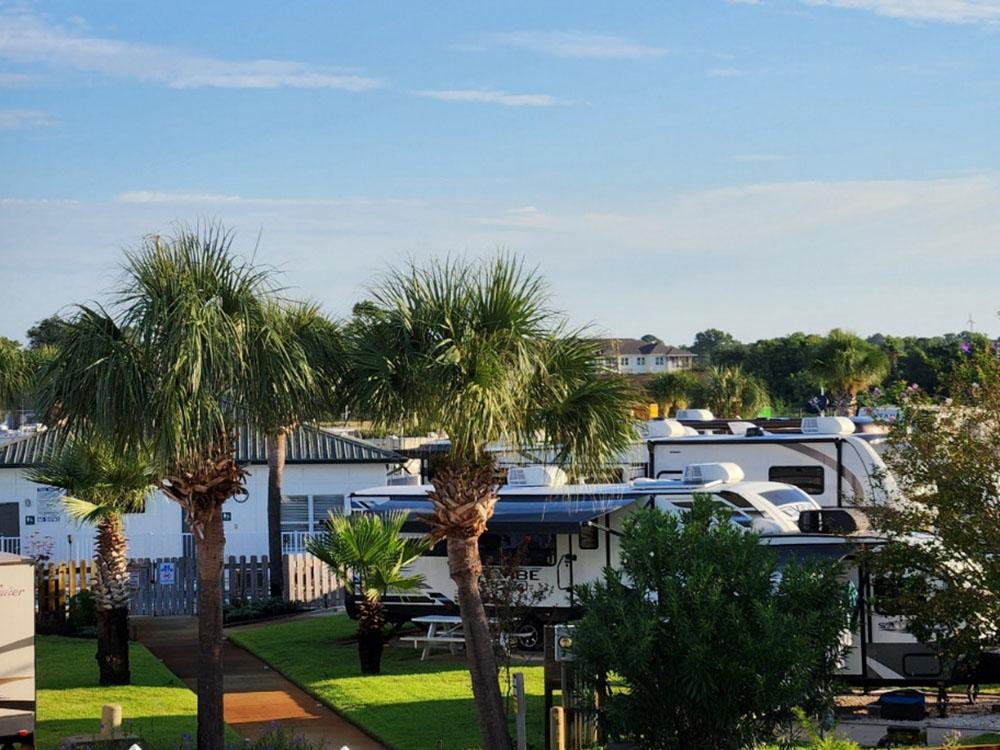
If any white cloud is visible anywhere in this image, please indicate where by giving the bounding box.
[411,89,566,107]
[0,10,382,90]
[487,30,667,59]
[4,173,1000,343]
[707,67,748,77]
[0,108,56,129]
[0,71,34,86]
[801,0,1000,24]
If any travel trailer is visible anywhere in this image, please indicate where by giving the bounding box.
[350,468,999,688]
[643,416,894,508]
[348,463,821,648]
[0,553,34,748]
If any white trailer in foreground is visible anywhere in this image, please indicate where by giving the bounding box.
[0,553,34,749]
[348,468,1000,688]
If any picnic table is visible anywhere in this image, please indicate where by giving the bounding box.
[402,614,465,660]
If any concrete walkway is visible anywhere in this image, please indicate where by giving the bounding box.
[134,616,386,750]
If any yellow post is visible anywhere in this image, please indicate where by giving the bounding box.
[549,706,565,750]
[100,704,122,738]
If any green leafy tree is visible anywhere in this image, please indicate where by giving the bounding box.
[864,341,1000,675]
[810,330,889,415]
[574,499,853,750]
[697,365,769,418]
[307,510,427,674]
[26,315,67,350]
[645,372,698,417]
[342,256,636,750]
[689,328,743,365]
[38,224,318,750]
[27,436,155,684]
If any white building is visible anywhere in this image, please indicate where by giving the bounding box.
[0,425,404,562]
[596,338,696,375]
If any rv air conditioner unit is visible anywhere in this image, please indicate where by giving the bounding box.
[645,419,688,438]
[801,416,855,435]
[798,508,869,534]
[675,409,715,421]
[683,462,745,485]
[506,465,567,488]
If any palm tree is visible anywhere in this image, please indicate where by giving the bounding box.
[645,372,697,417]
[343,256,636,750]
[27,436,155,684]
[258,303,343,597]
[307,510,427,674]
[38,225,316,750]
[810,329,890,416]
[698,366,769,418]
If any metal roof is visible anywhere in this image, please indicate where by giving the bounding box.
[0,425,403,468]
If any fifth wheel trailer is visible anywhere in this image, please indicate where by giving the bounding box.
[0,553,34,749]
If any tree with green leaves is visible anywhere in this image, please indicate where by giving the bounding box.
[810,329,889,416]
[27,436,155,684]
[342,256,636,750]
[307,510,427,674]
[864,341,1000,678]
[645,371,698,417]
[38,224,318,750]
[574,499,853,750]
[258,303,343,597]
[689,328,743,365]
[697,365,769,418]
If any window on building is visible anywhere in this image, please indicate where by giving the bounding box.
[281,494,346,534]
[280,495,309,533]
[621,357,630,366]
[654,356,665,366]
[768,466,825,495]
[636,356,646,365]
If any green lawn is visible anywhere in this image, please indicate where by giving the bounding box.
[228,614,547,750]
[36,636,238,750]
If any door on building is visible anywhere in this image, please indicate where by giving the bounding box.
[0,502,21,554]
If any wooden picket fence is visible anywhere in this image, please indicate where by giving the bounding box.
[34,552,341,621]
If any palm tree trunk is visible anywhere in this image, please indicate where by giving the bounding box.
[93,514,131,685]
[447,535,512,750]
[194,510,226,750]
[267,429,287,597]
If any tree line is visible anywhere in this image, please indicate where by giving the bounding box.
[643,326,994,418]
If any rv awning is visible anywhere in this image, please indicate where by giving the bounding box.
[361,496,641,534]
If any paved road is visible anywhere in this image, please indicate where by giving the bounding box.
[134,615,386,750]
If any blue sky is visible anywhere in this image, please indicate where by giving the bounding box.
[2,0,1000,343]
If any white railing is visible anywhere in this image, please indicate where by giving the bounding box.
[11,530,312,562]
[0,536,20,555]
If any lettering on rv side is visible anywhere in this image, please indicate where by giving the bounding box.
[0,584,27,597]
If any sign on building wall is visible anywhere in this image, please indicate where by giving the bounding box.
[35,486,62,524]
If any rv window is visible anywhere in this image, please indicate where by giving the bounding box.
[768,466,825,495]
[501,533,556,566]
[578,524,599,550]
[759,487,813,506]
[479,534,502,565]
[718,490,754,509]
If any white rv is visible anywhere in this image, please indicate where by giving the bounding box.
[644,416,894,508]
[348,463,820,648]
[349,470,1000,688]
[0,553,34,748]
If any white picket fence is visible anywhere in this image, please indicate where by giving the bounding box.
[35,552,341,619]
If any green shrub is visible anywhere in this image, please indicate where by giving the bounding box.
[223,596,303,624]
[574,498,854,750]
[67,589,98,633]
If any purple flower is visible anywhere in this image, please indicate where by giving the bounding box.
[961,341,972,354]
